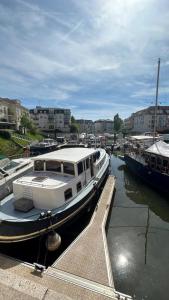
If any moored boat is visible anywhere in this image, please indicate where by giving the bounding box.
[124,140,169,196]
[0,157,33,201]
[0,147,110,244]
[30,138,58,156]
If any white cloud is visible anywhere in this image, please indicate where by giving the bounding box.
[0,0,169,118]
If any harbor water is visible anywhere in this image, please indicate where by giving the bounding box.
[108,155,169,300]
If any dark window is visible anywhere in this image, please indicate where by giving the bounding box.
[46,161,61,172]
[93,154,97,162]
[163,160,168,167]
[83,160,86,170]
[96,151,100,159]
[86,158,89,169]
[76,181,82,193]
[63,162,75,175]
[77,161,83,175]
[151,156,155,162]
[64,188,72,201]
[157,157,162,165]
[34,160,44,171]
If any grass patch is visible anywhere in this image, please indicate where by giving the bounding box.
[0,137,23,157]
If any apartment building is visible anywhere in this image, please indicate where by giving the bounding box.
[76,119,94,134]
[94,119,114,134]
[0,97,29,130]
[124,106,169,133]
[30,106,71,133]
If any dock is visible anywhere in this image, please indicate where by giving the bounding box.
[0,175,132,299]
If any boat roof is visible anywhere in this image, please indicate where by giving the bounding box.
[145,141,169,158]
[129,135,155,140]
[33,147,98,163]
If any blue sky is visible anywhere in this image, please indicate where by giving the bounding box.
[0,0,169,120]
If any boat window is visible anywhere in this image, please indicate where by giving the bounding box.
[77,161,83,175]
[163,160,168,167]
[63,162,75,175]
[151,156,155,162]
[96,151,100,159]
[46,161,61,172]
[64,188,72,201]
[157,157,162,165]
[93,153,97,162]
[76,181,82,193]
[34,160,44,171]
[86,158,89,169]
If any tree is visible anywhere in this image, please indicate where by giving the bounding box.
[113,114,123,133]
[20,114,37,134]
[113,113,123,143]
[70,115,79,133]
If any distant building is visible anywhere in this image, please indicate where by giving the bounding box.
[123,116,134,132]
[0,97,29,130]
[124,106,169,133]
[30,106,71,133]
[94,119,113,134]
[76,119,94,133]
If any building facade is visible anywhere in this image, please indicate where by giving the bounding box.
[124,106,169,133]
[76,119,94,134]
[0,98,29,130]
[30,106,71,133]
[94,119,113,134]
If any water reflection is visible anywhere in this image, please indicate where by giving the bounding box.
[108,155,169,300]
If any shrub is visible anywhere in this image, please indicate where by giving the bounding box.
[0,130,11,139]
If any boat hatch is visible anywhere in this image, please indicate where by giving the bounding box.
[32,176,48,182]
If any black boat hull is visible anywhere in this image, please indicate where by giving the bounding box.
[124,155,169,196]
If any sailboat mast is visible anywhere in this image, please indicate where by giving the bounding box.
[153,58,160,140]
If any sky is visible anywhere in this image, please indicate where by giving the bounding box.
[0,0,169,120]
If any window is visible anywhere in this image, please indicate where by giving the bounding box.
[64,188,72,201]
[163,160,168,167]
[96,151,100,159]
[63,162,75,175]
[93,153,97,162]
[77,181,82,193]
[157,157,162,165]
[46,161,61,172]
[34,160,44,171]
[77,161,83,175]
[86,158,89,169]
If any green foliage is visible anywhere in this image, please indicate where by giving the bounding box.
[71,115,76,124]
[20,114,32,129]
[21,113,38,134]
[70,123,79,133]
[70,115,79,133]
[113,114,123,133]
[0,130,11,139]
[0,131,44,157]
[0,137,23,157]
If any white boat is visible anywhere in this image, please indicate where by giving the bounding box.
[0,147,110,244]
[0,157,33,201]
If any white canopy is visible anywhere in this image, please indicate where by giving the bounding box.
[145,141,169,158]
[129,135,155,140]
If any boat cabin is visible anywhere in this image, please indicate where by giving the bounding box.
[13,148,107,211]
[145,141,169,174]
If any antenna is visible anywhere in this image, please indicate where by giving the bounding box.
[153,58,160,141]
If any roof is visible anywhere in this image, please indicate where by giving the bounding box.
[129,135,155,140]
[146,141,169,158]
[33,147,98,163]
